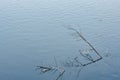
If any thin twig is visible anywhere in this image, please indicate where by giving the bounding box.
[36,65,65,80]
[79,50,94,62]
[82,57,102,66]
[74,57,84,66]
[56,70,65,80]
[68,27,103,59]
[54,56,58,67]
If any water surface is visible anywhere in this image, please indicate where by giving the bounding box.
[0,0,120,80]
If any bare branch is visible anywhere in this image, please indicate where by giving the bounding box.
[56,70,65,80]
[68,27,103,58]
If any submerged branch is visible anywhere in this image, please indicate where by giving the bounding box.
[36,65,65,80]
[79,50,94,62]
[68,27,103,59]
[36,27,104,80]
[56,70,65,80]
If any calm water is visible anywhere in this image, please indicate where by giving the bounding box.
[0,0,120,80]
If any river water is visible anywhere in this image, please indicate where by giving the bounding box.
[0,0,120,80]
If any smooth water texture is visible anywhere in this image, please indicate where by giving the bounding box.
[0,0,120,80]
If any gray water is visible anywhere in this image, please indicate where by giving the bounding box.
[0,0,120,80]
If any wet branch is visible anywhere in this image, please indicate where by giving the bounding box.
[36,66,65,80]
[68,27,103,59]
[36,28,104,80]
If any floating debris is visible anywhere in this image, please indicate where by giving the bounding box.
[36,28,103,80]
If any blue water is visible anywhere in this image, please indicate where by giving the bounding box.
[0,0,120,80]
